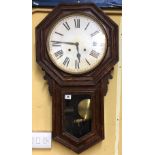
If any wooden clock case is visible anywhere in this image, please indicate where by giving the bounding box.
[36,3,118,153]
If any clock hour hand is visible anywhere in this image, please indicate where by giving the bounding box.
[51,41,77,46]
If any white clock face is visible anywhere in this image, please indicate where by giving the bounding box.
[46,13,107,74]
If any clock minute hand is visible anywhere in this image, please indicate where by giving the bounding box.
[51,41,81,62]
[51,41,77,46]
[75,42,81,63]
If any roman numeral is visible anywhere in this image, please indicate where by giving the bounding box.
[89,50,100,58]
[93,42,97,46]
[55,32,64,36]
[75,60,80,69]
[84,22,90,30]
[85,58,91,65]
[63,22,70,30]
[90,31,99,37]
[63,57,70,67]
[74,19,80,28]
[54,50,63,59]
[52,42,61,47]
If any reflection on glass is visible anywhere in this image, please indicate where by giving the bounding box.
[64,94,92,138]
[75,99,91,122]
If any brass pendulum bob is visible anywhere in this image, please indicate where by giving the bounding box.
[74,99,91,125]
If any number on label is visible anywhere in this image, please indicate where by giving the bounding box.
[63,57,70,67]
[74,19,80,28]
[54,50,63,59]
[63,22,70,30]
[89,50,100,58]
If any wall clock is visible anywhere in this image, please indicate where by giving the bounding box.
[36,3,118,153]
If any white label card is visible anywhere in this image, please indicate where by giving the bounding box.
[32,132,51,149]
[65,94,72,100]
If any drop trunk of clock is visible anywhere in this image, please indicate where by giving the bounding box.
[36,3,118,153]
[64,95,92,138]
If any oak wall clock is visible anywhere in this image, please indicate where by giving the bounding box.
[36,3,118,153]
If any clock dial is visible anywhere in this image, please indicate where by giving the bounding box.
[46,13,107,74]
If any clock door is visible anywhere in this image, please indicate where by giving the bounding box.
[63,93,93,138]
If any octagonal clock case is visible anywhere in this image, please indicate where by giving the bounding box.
[35,3,118,153]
